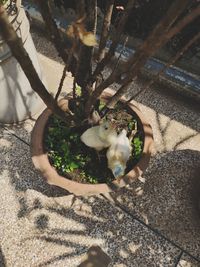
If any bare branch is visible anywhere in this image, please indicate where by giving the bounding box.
[126,31,200,104]
[86,0,193,113]
[76,0,97,90]
[97,0,114,61]
[117,3,200,89]
[166,5,200,40]
[123,0,192,75]
[0,5,72,123]
[36,0,73,69]
[85,73,115,115]
[90,0,135,84]
[112,36,129,73]
[55,43,77,100]
[85,0,135,114]
[55,65,68,101]
[107,79,132,109]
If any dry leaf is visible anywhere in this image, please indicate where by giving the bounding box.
[66,20,97,47]
[81,32,97,46]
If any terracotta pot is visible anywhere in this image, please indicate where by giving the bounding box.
[31,91,154,196]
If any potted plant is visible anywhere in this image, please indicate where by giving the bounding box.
[0,0,198,195]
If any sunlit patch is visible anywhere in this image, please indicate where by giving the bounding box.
[0,138,12,148]
[128,243,142,253]
[119,248,129,259]
[135,186,144,196]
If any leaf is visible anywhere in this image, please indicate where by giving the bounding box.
[99,100,106,111]
[81,32,97,46]
[0,0,9,4]
[70,162,79,170]
[66,21,97,47]
[75,85,82,96]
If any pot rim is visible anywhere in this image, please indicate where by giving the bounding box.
[31,90,154,195]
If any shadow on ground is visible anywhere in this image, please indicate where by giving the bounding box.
[0,125,183,266]
[110,149,200,260]
[0,67,200,265]
[0,246,6,267]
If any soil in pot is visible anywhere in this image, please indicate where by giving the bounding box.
[44,103,144,184]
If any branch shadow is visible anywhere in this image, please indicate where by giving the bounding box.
[20,195,180,267]
[127,77,200,133]
[109,149,200,260]
[0,246,6,267]
[0,124,198,265]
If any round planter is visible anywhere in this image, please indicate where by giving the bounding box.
[31,92,154,196]
[0,1,45,124]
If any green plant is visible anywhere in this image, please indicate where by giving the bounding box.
[0,0,8,4]
[44,109,144,184]
[132,137,143,159]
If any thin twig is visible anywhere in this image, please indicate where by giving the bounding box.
[36,0,71,67]
[86,0,193,113]
[97,0,115,61]
[90,0,135,84]
[73,77,77,99]
[55,65,68,101]
[85,0,135,115]
[55,38,78,100]
[126,31,200,104]
[112,36,129,73]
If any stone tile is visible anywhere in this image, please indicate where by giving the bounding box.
[177,254,200,267]
[0,130,181,266]
[111,150,200,260]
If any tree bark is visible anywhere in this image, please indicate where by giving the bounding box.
[75,0,97,90]
[97,0,115,61]
[0,5,73,123]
